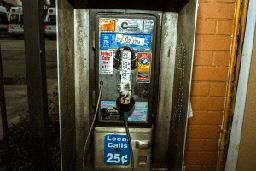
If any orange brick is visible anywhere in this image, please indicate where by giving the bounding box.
[196,19,216,34]
[185,152,218,165]
[189,111,223,125]
[194,51,213,66]
[185,165,216,171]
[217,20,233,35]
[209,82,227,96]
[184,1,235,169]
[191,82,210,96]
[191,97,225,110]
[213,51,230,66]
[196,35,231,50]
[198,2,235,19]
[186,139,218,152]
[192,66,228,81]
[187,125,220,139]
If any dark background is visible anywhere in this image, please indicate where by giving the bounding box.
[68,0,189,12]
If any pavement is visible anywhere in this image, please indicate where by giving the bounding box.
[0,37,57,140]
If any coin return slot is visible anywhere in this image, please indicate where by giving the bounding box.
[138,155,148,165]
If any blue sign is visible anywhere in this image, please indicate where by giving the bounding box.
[104,134,130,166]
[100,33,152,51]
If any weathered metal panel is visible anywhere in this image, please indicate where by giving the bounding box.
[152,12,178,167]
[168,0,198,170]
[74,9,92,171]
[56,0,76,170]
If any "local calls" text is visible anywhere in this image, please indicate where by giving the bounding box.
[106,135,128,149]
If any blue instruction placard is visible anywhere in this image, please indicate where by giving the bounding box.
[104,134,130,166]
[101,101,148,122]
[100,33,152,51]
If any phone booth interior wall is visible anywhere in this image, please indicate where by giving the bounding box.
[57,0,198,170]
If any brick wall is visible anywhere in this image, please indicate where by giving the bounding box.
[185,0,236,170]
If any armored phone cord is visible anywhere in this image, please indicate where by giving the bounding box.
[82,81,103,171]
[124,112,135,171]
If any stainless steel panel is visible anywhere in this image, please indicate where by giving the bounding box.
[94,127,152,171]
[153,12,178,166]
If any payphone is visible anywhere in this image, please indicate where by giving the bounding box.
[93,14,159,170]
[57,0,198,170]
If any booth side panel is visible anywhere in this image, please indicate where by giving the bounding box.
[168,0,198,170]
[74,9,93,171]
[152,12,178,167]
[56,0,76,170]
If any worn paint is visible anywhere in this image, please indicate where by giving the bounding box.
[74,9,92,171]
[168,0,198,170]
[57,0,75,170]
[225,0,256,170]
[153,12,178,165]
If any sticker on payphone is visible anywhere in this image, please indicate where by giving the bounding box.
[100,33,152,51]
[137,52,151,83]
[116,34,145,46]
[99,50,114,74]
[100,19,116,32]
[104,134,130,166]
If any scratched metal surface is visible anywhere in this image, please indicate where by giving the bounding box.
[152,12,178,167]
[168,0,198,170]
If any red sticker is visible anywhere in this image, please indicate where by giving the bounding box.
[137,53,151,83]
[100,51,114,74]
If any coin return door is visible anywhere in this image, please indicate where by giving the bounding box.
[94,14,158,171]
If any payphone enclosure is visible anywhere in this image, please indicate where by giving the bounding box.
[57,0,198,170]
[91,11,161,171]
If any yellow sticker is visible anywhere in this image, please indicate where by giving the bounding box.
[100,19,115,32]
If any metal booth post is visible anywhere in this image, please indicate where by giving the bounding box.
[57,0,198,170]
[23,0,50,170]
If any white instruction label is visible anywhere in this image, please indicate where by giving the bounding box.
[120,50,132,100]
[116,34,145,46]
[120,50,131,84]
